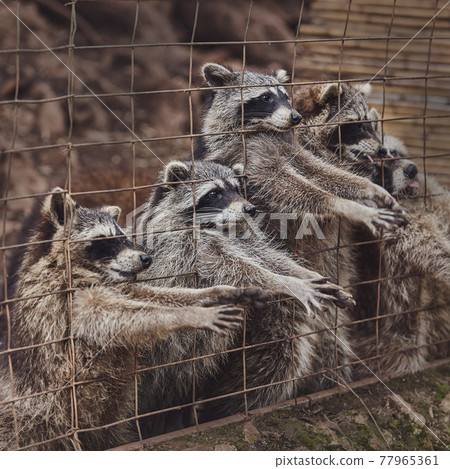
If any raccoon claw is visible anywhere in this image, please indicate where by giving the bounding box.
[208,306,244,335]
[370,209,408,236]
[315,281,355,309]
[311,277,331,284]
[379,215,408,227]
[333,290,356,309]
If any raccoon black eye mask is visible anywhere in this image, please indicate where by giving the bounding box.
[86,231,133,261]
[239,90,288,119]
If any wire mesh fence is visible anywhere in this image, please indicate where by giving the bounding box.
[0,0,449,451]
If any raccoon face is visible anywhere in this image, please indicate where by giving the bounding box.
[375,158,420,196]
[238,87,301,131]
[375,136,420,196]
[330,119,386,163]
[202,63,302,132]
[81,211,152,281]
[158,160,257,232]
[195,178,257,231]
[295,83,386,165]
[325,91,387,164]
[42,189,151,281]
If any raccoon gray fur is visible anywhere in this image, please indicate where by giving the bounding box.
[135,160,355,429]
[0,189,255,450]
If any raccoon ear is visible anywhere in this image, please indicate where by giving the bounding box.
[163,161,192,185]
[102,206,121,221]
[384,135,408,158]
[316,83,342,105]
[354,83,372,97]
[368,108,380,132]
[293,87,317,116]
[232,163,245,177]
[202,63,236,87]
[42,187,78,226]
[273,69,290,84]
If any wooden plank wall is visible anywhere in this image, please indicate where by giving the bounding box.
[295,0,450,186]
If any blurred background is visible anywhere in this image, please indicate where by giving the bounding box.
[1,0,449,287]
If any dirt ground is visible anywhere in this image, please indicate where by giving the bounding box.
[118,363,450,451]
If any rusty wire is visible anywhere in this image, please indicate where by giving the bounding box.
[0,0,449,451]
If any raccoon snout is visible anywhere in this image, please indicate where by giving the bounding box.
[243,204,257,218]
[404,163,418,179]
[378,146,387,158]
[140,254,152,269]
[291,112,302,126]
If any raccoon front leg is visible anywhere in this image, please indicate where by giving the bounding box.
[200,238,349,315]
[126,284,269,310]
[247,165,406,237]
[295,149,405,213]
[260,248,355,309]
[332,198,408,237]
[72,286,244,347]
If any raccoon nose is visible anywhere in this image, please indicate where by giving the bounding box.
[404,163,418,179]
[291,112,302,125]
[378,146,387,158]
[140,254,152,269]
[243,204,257,218]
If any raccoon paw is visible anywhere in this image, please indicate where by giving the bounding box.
[200,305,244,335]
[370,208,409,237]
[367,185,397,208]
[223,287,270,309]
[203,286,270,309]
[283,278,325,316]
[354,203,408,237]
[372,188,409,215]
[313,281,356,309]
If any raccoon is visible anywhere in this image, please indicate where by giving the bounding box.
[292,83,448,375]
[347,128,449,376]
[293,82,388,179]
[374,147,449,287]
[198,63,407,238]
[373,122,449,289]
[362,136,450,373]
[0,189,259,450]
[135,160,354,431]
[195,64,409,394]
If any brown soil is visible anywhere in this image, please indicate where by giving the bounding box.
[118,362,450,451]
